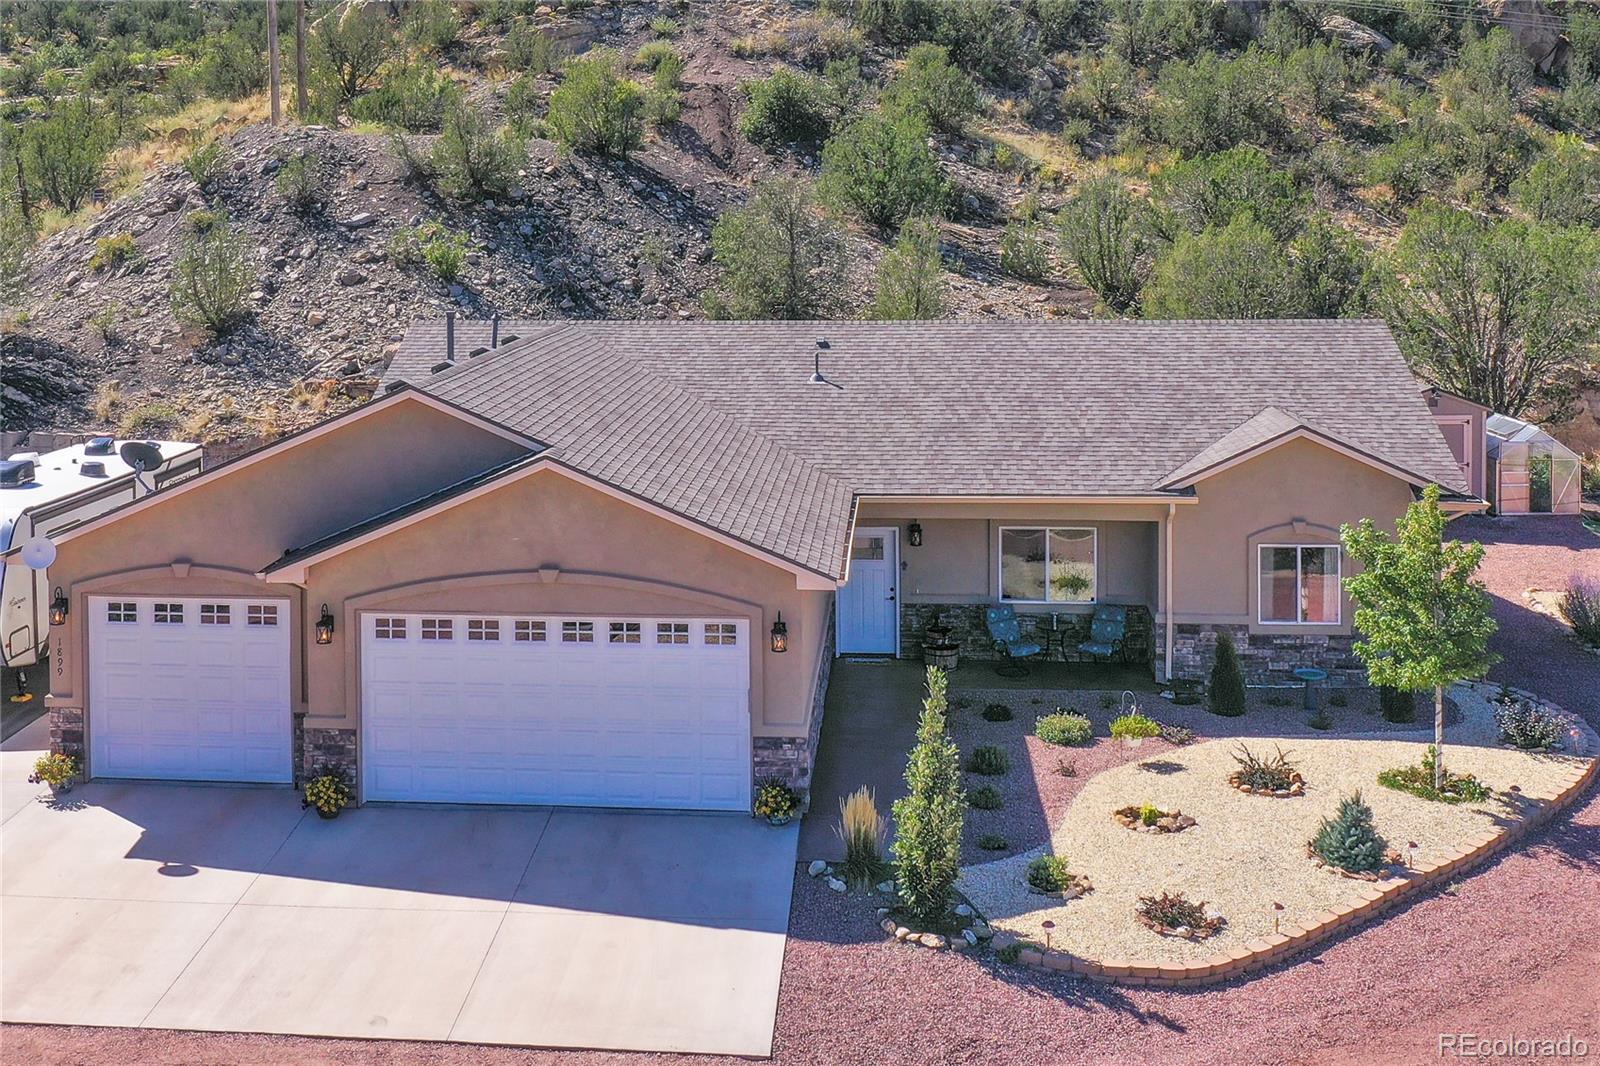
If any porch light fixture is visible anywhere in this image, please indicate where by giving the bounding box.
[907,521,923,547]
[770,612,788,654]
[315,604,335,645]
[48,587,68,626]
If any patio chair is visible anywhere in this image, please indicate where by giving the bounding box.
[1078,604,1128,663]
[985,605,1043,677]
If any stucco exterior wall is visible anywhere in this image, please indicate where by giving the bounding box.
[297,466,827,741]
[44,396,531,717]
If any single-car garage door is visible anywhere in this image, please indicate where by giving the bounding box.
[361,613,751,810]
[88,595,292,782]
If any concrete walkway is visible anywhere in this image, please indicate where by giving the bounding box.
[1,777,797,1056]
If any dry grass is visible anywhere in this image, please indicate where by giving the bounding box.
[106,94,270,201]
[90,380,122,423]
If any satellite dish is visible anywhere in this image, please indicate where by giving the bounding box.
[119,441,164,472]
[20,536,57,571]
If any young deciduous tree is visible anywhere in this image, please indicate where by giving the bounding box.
[708,177,846,320]
[892,666,964,926]
[1056,177,1145,313]
[869,215,945,320]
[1380,205,1600,420]
[1341,485,1499,788]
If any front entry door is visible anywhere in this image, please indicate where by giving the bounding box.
[837,527,898,654]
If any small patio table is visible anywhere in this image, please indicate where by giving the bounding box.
[1292,667,1328,712]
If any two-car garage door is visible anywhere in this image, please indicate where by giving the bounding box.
[361,612,752,810]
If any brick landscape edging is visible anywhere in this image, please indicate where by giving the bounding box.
[1011,685,1599,988]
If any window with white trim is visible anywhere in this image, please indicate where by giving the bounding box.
[999,527,1096,603]
[200,603,231,625]
[609,621,641,644]
[656,622,689,645]
[247,604,278,627]
[421,618,453,641]
[704,623,738,646]
[374,617,406,640]
[1258,545,1341,625]
[562,621,594,643]
[107,601,137,623]
[154,603,183,624]
[514,620,546,643]
[467,619,500,642]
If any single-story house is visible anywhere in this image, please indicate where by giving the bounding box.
[28,319,1482,809]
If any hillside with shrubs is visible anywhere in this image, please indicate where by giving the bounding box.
[1,0,1597,479]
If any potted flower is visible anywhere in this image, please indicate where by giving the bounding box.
[29,752,78,795]
[302,769,352,820]
[753,778,799,826]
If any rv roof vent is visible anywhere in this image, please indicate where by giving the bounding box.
[80,460,108,477]
[7,451,40,464]
[85,436,115,455]
[0,460,36,487]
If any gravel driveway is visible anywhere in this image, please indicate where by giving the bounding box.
[7,516,1597,1066]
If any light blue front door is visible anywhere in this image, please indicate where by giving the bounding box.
[837,527,898,654]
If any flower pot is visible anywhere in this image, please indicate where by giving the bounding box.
[924,642,959,672]
[315,807,339,820]
[766,813,792,827]
[1122,736,1144,748]
[49,780,73,796]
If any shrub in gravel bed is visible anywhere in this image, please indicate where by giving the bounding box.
[995,941,1024,963]
[1026,854,1071,892]
[978,833,1009,850]
[1228,743,1304,794]
[1110,712,1161,742]
[1036,711,1093,746]
[1309,791,1388,874]
[967,745,1009,775]
[969,784,1004,809]
[1113,803,1197,833]
[1209,630,1247,716]
[1136,892,1224,939]
[837,786,890,885]
[982,702,1014,722]
[1379,684,1418,723]
[892,667,965,926]
[1559,576,1600,646]
[1377,746,1492,804]
[1494,699,1570,750]
[1158,722,1195,745]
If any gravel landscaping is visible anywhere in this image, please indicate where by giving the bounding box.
[959,683,1592,964]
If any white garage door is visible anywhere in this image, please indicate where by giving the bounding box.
[361,613,752,810]
[88,596,292,783]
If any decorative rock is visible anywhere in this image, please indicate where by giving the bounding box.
[880,918,896,934]
[894,926,912,941]
[962,928,979,946]
[875,880,894,894]
[807,859,828,877]
[826,877,846,893]
[918,933,946,949]
[971,921,995,940]
[954,903,973,917]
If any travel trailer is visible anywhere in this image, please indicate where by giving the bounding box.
[1,437,202,676]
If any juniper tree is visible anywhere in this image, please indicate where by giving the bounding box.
[892,666,965,925]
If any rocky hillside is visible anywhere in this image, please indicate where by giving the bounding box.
[2,0,1597,460]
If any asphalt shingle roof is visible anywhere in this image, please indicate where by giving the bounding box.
[386,319,1469,580]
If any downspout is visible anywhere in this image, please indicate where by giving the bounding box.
[1164,502,1175,684]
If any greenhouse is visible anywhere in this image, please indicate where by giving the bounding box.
[1485,413,1583,515]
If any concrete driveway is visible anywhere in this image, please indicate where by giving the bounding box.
[0,757,797,1056]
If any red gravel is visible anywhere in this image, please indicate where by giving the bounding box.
[7,519,1598,1066]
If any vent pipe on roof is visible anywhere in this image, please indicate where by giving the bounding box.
[809,337,843,390]
[445,310,456,362]
[491,314,501,349]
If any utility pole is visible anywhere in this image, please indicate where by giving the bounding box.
[295,0,309,118]
[267,0,281,124]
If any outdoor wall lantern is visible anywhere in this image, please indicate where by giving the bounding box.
[770,612,788,654]
[315,604,335,645]
[908,521,923,547]
[48,587,68,626]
